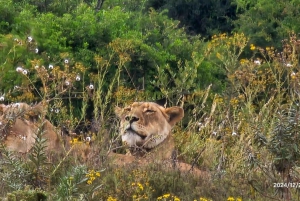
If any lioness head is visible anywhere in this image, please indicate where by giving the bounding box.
[115,102,184,149]
[0,102,60,153]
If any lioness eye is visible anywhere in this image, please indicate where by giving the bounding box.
[124,107,131,111]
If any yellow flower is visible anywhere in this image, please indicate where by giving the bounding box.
[200,198,208,201]
[137,183,144,191]
[163,194,170,198]
[215,97,223,103]
[70,138,79,145]
[236,198,242,201]
[95,172,100,177]
[230,98,239,106]
[240,59,247,64]
[250,44,255,50]
[87,180,92,185]
[220,33,227,39]
[174,196,180,201]
[227,197,235,201]
[107,196,117,201]
[157,196,162,200]
[238,94,245,100]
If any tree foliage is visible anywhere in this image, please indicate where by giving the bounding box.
[233,0,300,47]
[146,0,237,37]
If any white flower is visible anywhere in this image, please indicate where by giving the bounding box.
[212,131,217,135]
[14,86,20,90]
[55,108,60,113]
[291,72,296,76]
[13,103,20,108]
[27,36,33,42]
[198,126,205,131]
[16,67,23,72]
[22,69,28,75]
[232,132,237,136]
[0,96,4,101]
[75,74,81,81]
[35,48,39,53]
[86,136,91,142]
[64,59,69,64]
[50,108,53,112]
[0,121,2,125]
[49,64,54,69]
[254,60,261,65]
[21,136,27,141]
[89,84,94,90]
[35,65,39,69]
[65,81,70,86]
[286,63,292,67]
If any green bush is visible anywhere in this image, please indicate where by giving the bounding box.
[6,189,47,201]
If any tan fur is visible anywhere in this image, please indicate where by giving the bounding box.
[115,102,184,151]
[0,102,61,153]
[112,102,208,177]
[108,135,207,177]
[0,102,91,159]
[64,134,92,161]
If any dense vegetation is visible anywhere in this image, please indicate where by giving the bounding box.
[1,0,300,200]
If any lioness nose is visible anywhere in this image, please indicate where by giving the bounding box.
[125,115,139,123]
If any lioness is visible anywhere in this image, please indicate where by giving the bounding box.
[0,102,61,153]
[113,102,205,176]
[115,102,184,157]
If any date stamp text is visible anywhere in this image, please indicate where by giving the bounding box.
[274,183,300,188]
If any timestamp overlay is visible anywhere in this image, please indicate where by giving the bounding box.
[274,183,300,188]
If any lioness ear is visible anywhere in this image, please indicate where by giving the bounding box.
[115,106,123,118]
[27,102,46,117]
[165,106,184,126]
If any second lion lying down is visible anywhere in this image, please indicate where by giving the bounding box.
[0,102,61,153]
